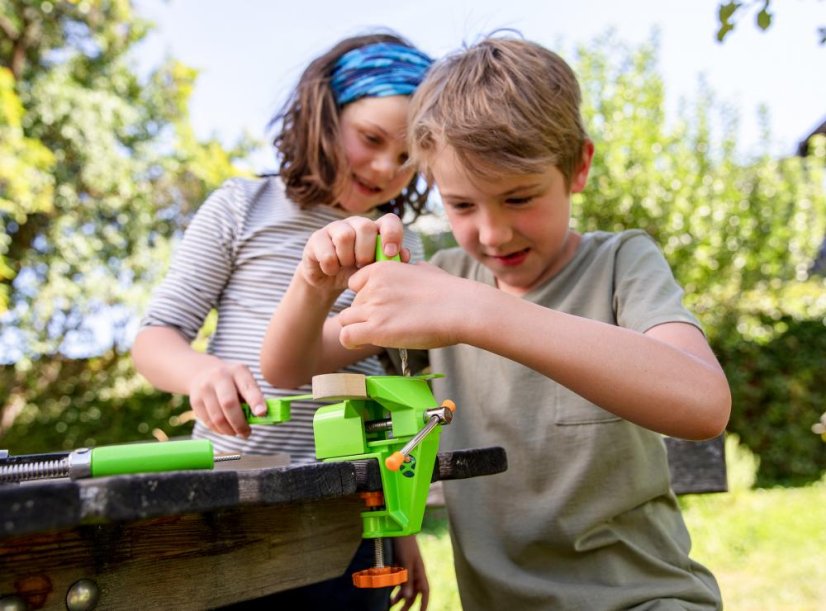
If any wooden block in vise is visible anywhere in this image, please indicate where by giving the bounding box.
[312,373,368,401]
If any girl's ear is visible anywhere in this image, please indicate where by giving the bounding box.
[570,140,595,194]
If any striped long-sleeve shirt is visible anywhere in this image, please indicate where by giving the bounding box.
[140,176,424,463]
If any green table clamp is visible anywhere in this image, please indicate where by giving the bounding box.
[244,375,448,538]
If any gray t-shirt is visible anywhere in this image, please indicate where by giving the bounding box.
[140,176,423,463]
[430,230,721,610]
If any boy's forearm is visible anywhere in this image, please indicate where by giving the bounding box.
[131,326,223,395]
[455,283,730,440]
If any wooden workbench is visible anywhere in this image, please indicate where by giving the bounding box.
[0,447,507,610]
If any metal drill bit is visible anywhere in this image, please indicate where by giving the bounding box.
[400,348,410,377]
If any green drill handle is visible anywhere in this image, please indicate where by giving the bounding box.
[89,439,215,477]
[375,235,401,263]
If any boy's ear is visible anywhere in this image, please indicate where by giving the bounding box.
[570,140,595,194]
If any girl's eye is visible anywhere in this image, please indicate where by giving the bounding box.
[447,201,474,212]
[363,133,381,145]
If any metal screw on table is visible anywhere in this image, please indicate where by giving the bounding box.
[66,578,99,611]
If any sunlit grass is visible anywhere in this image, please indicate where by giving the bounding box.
[413,438,826,611]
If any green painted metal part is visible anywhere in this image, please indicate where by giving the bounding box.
[314,375,444,538]
[90,439,216,477]
[375,234,401,263]
[244,374,448,539]
[241,395,310,425]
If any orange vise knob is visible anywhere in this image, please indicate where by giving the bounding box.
[353,566,408,588]
[385,400,456,472]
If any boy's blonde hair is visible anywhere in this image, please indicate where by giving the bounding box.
[409,36,588,188]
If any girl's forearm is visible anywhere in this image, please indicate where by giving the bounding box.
[131,326,223,395]
[260,275,379,388]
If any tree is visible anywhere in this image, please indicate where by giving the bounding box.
[574,33,826,484]
[0,0,251,449]
[716,0,826,45]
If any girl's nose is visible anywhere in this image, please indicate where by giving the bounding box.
[372,153,400,182]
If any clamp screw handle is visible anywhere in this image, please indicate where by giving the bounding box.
[385,400,456,471]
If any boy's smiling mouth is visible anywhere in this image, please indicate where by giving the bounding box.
[488,248,530,267]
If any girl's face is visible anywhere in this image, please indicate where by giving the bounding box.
[336,95,416,214]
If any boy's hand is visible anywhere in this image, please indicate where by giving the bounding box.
[299,213,407,293]
[339,261,467,350]
[187,359,266,437]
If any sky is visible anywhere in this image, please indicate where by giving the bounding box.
[134,0,826,173]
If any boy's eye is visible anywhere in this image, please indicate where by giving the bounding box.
[505,196,533,205]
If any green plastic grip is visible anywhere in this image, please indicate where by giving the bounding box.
[90,439,215,477]
[375,235,401,263]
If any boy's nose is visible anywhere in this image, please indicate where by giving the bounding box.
[477,212,512,248]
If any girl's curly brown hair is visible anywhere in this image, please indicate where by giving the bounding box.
[271,32,430,219]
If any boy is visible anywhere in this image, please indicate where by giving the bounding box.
[262,36,730,610]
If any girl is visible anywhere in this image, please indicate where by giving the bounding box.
[132,32,433,611]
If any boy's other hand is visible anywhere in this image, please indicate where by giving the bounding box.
[339,261,465,350]
[187,359,266,437]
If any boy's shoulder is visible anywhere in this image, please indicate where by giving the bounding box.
[583,229,655,251]
[429,247,480,278]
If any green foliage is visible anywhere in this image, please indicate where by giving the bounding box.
[0,0,253,449]
[711,294,826,485]
[569,34,826,485]
[716,0,825,45]
[0,351,193,452]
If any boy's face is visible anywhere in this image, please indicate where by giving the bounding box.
[432,144,592,296]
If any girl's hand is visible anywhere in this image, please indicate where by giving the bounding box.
[391,535,429,611]
[298,213,407,293]
[187,359,266,437]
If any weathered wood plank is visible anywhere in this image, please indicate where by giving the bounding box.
[665,434,727,494]
[0,498,364,610]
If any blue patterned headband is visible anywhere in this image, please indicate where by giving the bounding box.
[330,42,433,106]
